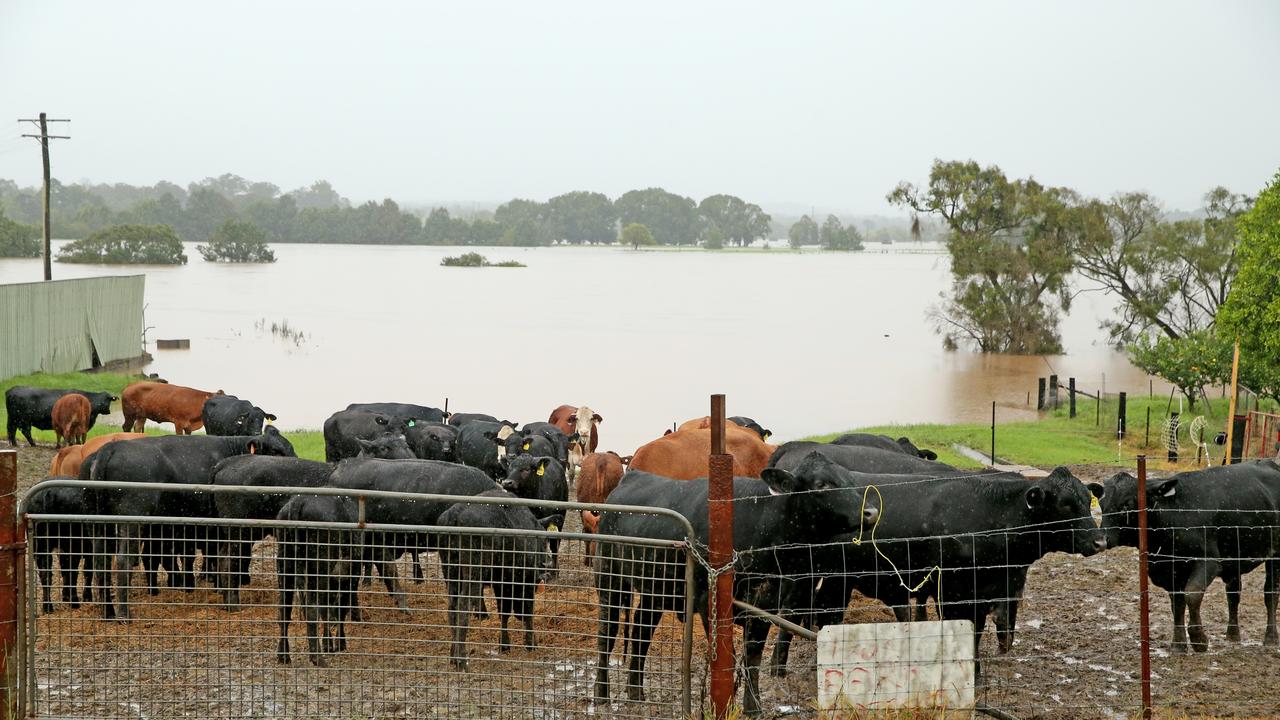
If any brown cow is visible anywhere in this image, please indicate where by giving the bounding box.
[121,382,224,434]
[549,404,602,481]
[50,394,91,448]
[628,425,777,480]
[575,451,630,564]
[49,432,147,477]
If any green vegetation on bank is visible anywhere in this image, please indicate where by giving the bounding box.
[197,219,276,263]
[440,252,525,268]
[808,394,1280,471]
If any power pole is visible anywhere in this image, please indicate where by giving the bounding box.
[19,113,71,281]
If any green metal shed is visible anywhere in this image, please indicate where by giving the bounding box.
[0,275,145,379]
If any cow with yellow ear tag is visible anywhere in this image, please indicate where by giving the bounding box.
[500,454,569,574]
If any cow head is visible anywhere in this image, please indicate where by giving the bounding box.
[252,425,297,457]
[357,434,415,460]
[759,452,881,539]
[896,436,938,461]
[729,416,772,442]
[502,455,553,496]
[1097,471,1137,549]
[570,406,601,453]
[87,392,115,416]
[407,422,458,461]
[1024,467,1107,556]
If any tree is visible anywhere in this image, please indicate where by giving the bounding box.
[698,194,772,246]
[1218,171,1280,402]
[888,160,1074,353]
[615,188,702,246]
[788,215,819,249]
[58,224,188,264]
[181,187,238,242]
[422,207,457,245]
[620,222,655,250]
[1075,189,1253,345]
[819,214,863,251]
[1128,330,1232,407]
[702,224,725,250]
[198,219,276,263]
[290,180,348,209]
[547,191,617,244]
[0,208,40,257]
[495,199,551,246]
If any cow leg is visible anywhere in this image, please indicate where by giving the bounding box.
[92,525,115,620]
[995,600,1021,654]
[1225,574,1243,642]
[112,527,142,621]
[35,539,53,614]
[972,609,989,683]
[1169,593,1189,652]
[1263,559,1278,646]
[304,585,326,667]
[741,618,772,718]
[1185,561,1217,653]
[60,546,81,609]
[625,602,663,702]
[521,596,535,650]
[448,585,471,669]
[768,629,793,678]
[593,586,625,704]
[375,553,409,614]
[410,549,425,583]
[21,425,36,447]
[5,418,16,446]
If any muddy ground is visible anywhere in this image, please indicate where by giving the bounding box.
[10,445,1280,719]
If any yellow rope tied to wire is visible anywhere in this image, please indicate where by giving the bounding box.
[850,484,943,600]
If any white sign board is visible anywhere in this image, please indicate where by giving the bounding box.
[816,620,975,712]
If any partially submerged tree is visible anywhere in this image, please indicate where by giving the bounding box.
[198,219,276,262]
[58,224,187,264]
[888,160,1074,353]
[0,208,39,257]
[620,222,655,250]
[787,215,819,249]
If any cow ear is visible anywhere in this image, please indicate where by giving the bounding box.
[1024,485,1045,509]
[1149,477,1178,500]
[1087,482,1105,499]
[536,458,550,476]
[264,413,277,421]
[761,430,772,441]
[375,416,389,426]
[110,395,119,401]
[760,468,799,495]
[620,455,633,466]
[539,514,565,532]
[592,414,603,424]
[483,431,498,442]
[663,429,673,436]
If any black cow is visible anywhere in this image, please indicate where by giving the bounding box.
[355,434,415,460]
[729,416,772,442]
[323,409,408,462]
[504,431,558,466]
[326,458,498,611]
[202,394,277,436]
[449,412,511,428]
[346,402,448,424]
[405,421,460,462]
[6,386,116,447]
[519,422,573,465]
[211,456,336,608]
[830,432,937,461]
[25,482,89,613]
[456,420,518,479]
[500,455,569,571]
[438,488,563,669]
[84,429,296,619]
[1100,461,1280,652]
[768,467,1105,677]
[593,453,880,717]
[769,441,954,475]
[275,494,361,667]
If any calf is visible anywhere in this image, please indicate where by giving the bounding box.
[275,494,361,667]
[575,451,628,563]
[83,428,297,619]
[1100,460,1280,652]
[346,402,448,424]
[121,381,223,434]
[326,458,499,611]
[456,420,517,479]
[830,432,938,460]
[500,456,568,571]
[6,386,116,446]
[212,456,336,608]
[323,409,408,462]
[202,394,277,436]
[593,453,880,716]
[49,432,147,477]
[25,483,89,613]
[768,441,953,474]
[405,421,459,461]
[438,489,562,669]
[50,393,91,448]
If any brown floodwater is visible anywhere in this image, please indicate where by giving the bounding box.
[0,242,1162,454]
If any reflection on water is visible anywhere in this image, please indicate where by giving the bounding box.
[0,242,1162,453]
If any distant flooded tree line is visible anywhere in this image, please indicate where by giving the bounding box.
[0,175,882,251]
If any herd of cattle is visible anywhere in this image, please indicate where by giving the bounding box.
[7,381,1280,715]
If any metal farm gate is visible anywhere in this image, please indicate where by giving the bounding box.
[16,481,698,720]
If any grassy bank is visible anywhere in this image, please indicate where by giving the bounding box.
[809,393,1279,472]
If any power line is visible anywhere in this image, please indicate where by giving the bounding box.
[17,113,70,281]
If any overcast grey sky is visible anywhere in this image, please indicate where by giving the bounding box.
[1,0,1276,214]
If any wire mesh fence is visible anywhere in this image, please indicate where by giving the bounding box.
[22,485,698,720]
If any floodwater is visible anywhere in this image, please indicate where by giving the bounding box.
[0,242,1161,453]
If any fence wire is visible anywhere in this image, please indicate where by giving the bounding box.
[24,492,697,720]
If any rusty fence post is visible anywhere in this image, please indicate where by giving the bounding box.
[707,394,735,718]
[1136,454,1152,720]
[0,449,20,717]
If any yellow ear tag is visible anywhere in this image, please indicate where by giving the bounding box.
[536,464,545,476]
[1091,496,1100,510]
[264,418,273,427]
[523,440,532,451]
[763,432,771,440]
[548,523,558,533]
